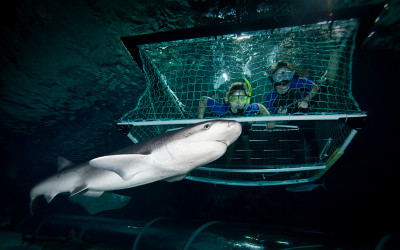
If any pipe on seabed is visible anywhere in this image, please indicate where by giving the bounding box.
[16,215,397,249]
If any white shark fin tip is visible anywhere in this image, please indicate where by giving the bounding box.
[44,194,57,203]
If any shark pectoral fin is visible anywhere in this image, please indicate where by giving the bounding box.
[69,192,131,215]
[44,194,57,204]
[70,185,88,197]
[164,174,187,182]
[89,154,154,181]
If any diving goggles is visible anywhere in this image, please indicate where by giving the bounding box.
[229,95,248,103]
[272,70,294,82]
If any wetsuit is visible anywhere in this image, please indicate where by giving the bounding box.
[265,77,316,114]
[205,99,260,117]
[205,98,260,135]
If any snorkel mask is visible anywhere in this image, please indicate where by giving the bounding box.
[272,69,294,82]
[268,62,295,85]
[229,90,248,105]
[226,80,252,106]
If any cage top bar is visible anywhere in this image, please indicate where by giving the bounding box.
[117,113,367,127]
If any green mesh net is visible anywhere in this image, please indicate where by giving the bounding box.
[121,19,361,127]
[118,18,366,186]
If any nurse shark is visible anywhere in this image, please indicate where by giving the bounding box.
[30,120,242,212]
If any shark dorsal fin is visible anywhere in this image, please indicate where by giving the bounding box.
[57,157,75,171]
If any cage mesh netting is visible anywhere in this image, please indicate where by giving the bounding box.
[121,19,360,129]
[119,18,366,186]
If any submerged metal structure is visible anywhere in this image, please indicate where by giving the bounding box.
[117,4,383,187]
[17,215,393,249]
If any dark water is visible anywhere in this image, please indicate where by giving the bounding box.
[1,0,399,249]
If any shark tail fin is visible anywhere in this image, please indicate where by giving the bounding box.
[30,196,46,215]
[29,193,58,215]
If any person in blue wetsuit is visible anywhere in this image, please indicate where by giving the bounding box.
[265,61,319,114]
[198,81,270,118]
[198,81,271,166]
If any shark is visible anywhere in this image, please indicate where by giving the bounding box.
[30,119,242,213]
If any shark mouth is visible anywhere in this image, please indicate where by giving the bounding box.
[217,140,229,146]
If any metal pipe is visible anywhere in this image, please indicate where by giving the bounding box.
[16,214,383,249]
[118,113,367,126]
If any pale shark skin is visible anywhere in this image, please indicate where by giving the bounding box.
[30,120,242,211]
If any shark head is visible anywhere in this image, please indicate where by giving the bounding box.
[173,119,242,146]
[162,119,242,169]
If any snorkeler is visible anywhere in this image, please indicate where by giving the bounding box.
[198,80,270,118]
[265,61,319,114]
[198,80,271,166]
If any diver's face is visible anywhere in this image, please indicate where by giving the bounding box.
[274,67,292,94]
[229,90,247,109]
[275,82,290,94]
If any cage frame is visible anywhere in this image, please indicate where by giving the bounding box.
[117,4,382,187]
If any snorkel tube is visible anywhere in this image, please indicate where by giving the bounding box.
[243,78,252,104]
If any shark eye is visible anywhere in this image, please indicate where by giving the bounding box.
[204,124,210,130]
